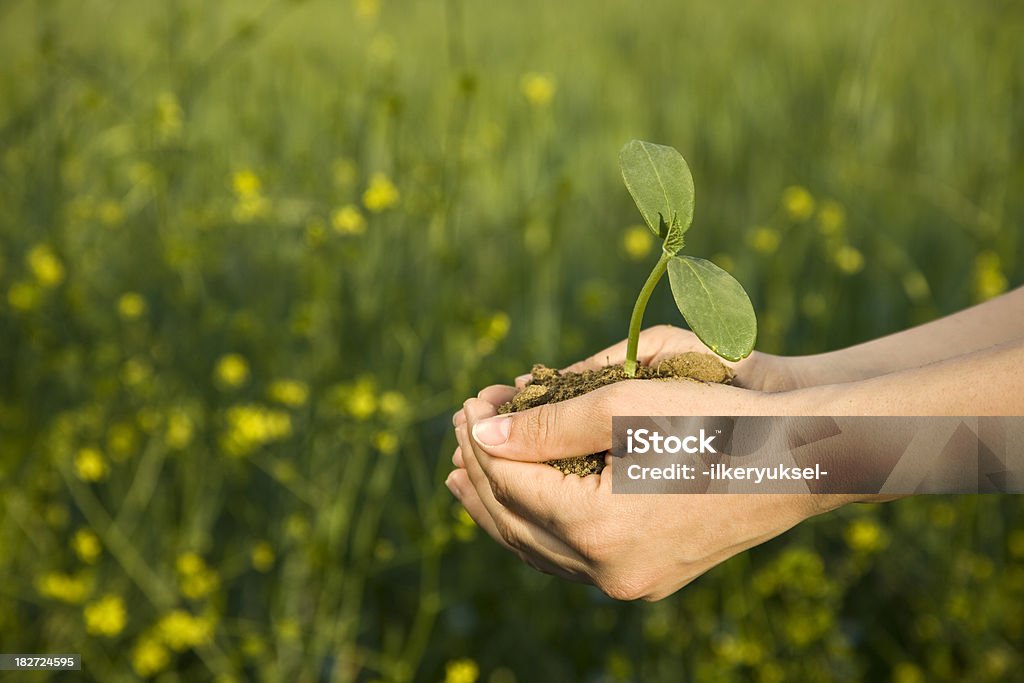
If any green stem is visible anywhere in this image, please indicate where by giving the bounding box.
[624,251,671,376]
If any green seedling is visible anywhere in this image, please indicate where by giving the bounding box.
[619,140,757,375]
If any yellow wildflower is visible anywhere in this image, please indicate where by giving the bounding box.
[285,514,310,541]
[251,541,275,572]
[121,357,153,387]
[220,404,292,457]
[892,662,925,683]
[108,422,138,459]
[520,72,556,107]
[781,185,815,221]
[362,173,399,212]
[834,245,864,274]
[7,281,40,310]
[232,195,270,223]
[444,658,480,683]
[182,570,219,600]
[275,618,301,641]
[817,199,845,236]
[232,170,262,198]
[75,447,109,482]
[241,634,267,658]
[343,378,377,420]
[845,517,888,553]
[378,391,409,419]
[331,205,367,234]
[27,244,65,287]
[215,353,250,388]
[622,225,653,261]
[72,528,102,564]
[176,552,220,600]
[748,226,781,255]
[157,610,213,651]
[133,636,170,678]
[97,199,125,226]
[84,594,127,637]
[165,409,194,450]
[231,170,269,222]
[354,0,379,23]
[454,507,476,542]
[118,292,147,319]
[268,379,309,407]
[482,311,510,341]
[974,250,1007,301]
[176,552,204,577]
[373,430,400,455]
[475,311,510,355]
[36,571,91,604]
[902,271,931,304]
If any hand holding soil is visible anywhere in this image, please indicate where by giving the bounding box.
[447,289,1024,600]
[448,378,847,601]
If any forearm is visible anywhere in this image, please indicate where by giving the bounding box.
[792,287,1024,386]
[790,336,1024,417]
[771,338,1024,508]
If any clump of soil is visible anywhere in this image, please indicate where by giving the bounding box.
[498,352,733,476]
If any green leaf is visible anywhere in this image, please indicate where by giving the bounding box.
[619,140,695,254]
[667,255,757,361]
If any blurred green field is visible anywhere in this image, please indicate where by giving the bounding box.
[1,0,1023,681]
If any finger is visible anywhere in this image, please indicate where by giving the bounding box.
[514,373,532,389]
[446,468,577,578]
[467,386,614,462]
[453,409,466,427]
[452,446,464,468]
[477,384,517,408]
[456,421,588,577]
[465,399,603,529]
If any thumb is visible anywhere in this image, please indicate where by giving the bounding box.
[467,391,612,462]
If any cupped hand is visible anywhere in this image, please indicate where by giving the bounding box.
[446,379,850,601]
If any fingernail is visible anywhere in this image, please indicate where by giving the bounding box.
[472,416,511,447]
[452,448,464,468]
[445,473,460,497]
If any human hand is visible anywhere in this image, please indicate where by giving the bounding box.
[446,380,854,600]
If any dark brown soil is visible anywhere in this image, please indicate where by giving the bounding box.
[497,352,733,476]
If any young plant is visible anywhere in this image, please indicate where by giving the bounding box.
[619,140,757,376]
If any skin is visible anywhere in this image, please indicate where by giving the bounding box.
[447,288,1024,601]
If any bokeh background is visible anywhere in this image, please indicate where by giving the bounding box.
[1,0,1023,681]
